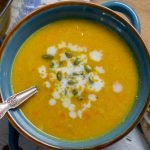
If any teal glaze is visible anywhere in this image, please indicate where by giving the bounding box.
[102,0,141,32]
[0,1,149,149]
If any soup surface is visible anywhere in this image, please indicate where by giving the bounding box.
[11,19,138,140]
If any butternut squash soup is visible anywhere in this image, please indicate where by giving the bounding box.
[11,19,138,140]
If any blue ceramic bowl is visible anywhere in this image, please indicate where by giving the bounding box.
[0,1,150,149]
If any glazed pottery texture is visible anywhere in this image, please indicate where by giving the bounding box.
[0,1,149,149]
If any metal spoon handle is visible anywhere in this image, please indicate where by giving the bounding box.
[0,86,38,119]
[0,102,10,119]
[7,86,38,109]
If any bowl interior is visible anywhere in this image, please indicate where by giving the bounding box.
[0,2,150,149]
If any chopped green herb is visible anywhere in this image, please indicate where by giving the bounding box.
[89,76,94,84]
[65,51,73,58]
[74,58,81,65]
[78,96,84,101]
[64,88,67,96]
[84,65,92,73]
[72,89,78,96]
[42,54,54,60]
[72,72,82,76]
[50,62,55,68]
[68,79,77,85]
[56,71,62,81]
[59,60,64,66]
[81,72,86,78]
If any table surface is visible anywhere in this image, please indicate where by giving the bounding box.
[8,0,150,150]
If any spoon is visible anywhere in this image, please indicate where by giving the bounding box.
[0,86,38,119]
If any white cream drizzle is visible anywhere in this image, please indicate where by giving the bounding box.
[57,41,87,52]
[89,50,103,62]
[38,65,47,79]
[58,41,67,49]
[52,91,60,99]
[67,43,78,52]
[68,104,75,111]
[49,99,56,106]
[88,73,104,92]
[69,111,77,119]
[47,46,57,56]
[95,66,105,74]
[37,42,122,119]
[88,94,96,101]
[113,82,123,93]
[44,81,51,88]
[60,53,68,61]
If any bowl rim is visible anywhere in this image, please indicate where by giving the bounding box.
[0,1,150,149]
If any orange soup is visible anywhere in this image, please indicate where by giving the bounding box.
[11,19,138,140]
